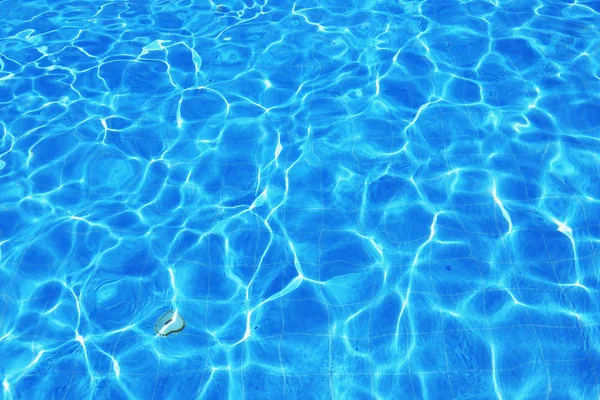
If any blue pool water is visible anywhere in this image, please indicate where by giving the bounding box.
[1,0,600,398]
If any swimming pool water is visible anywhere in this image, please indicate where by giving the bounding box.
[1,0,600,398]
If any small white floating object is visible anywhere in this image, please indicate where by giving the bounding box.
[155,310,185,336]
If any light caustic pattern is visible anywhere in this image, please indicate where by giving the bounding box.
[1,0,600,399]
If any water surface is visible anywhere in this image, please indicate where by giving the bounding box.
[1,0,600,398]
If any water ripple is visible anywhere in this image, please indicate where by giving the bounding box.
[1,0,600,399]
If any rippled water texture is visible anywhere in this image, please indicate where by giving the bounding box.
[2,0,600,398]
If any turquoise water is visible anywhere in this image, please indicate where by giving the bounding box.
[1,0,600,398]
